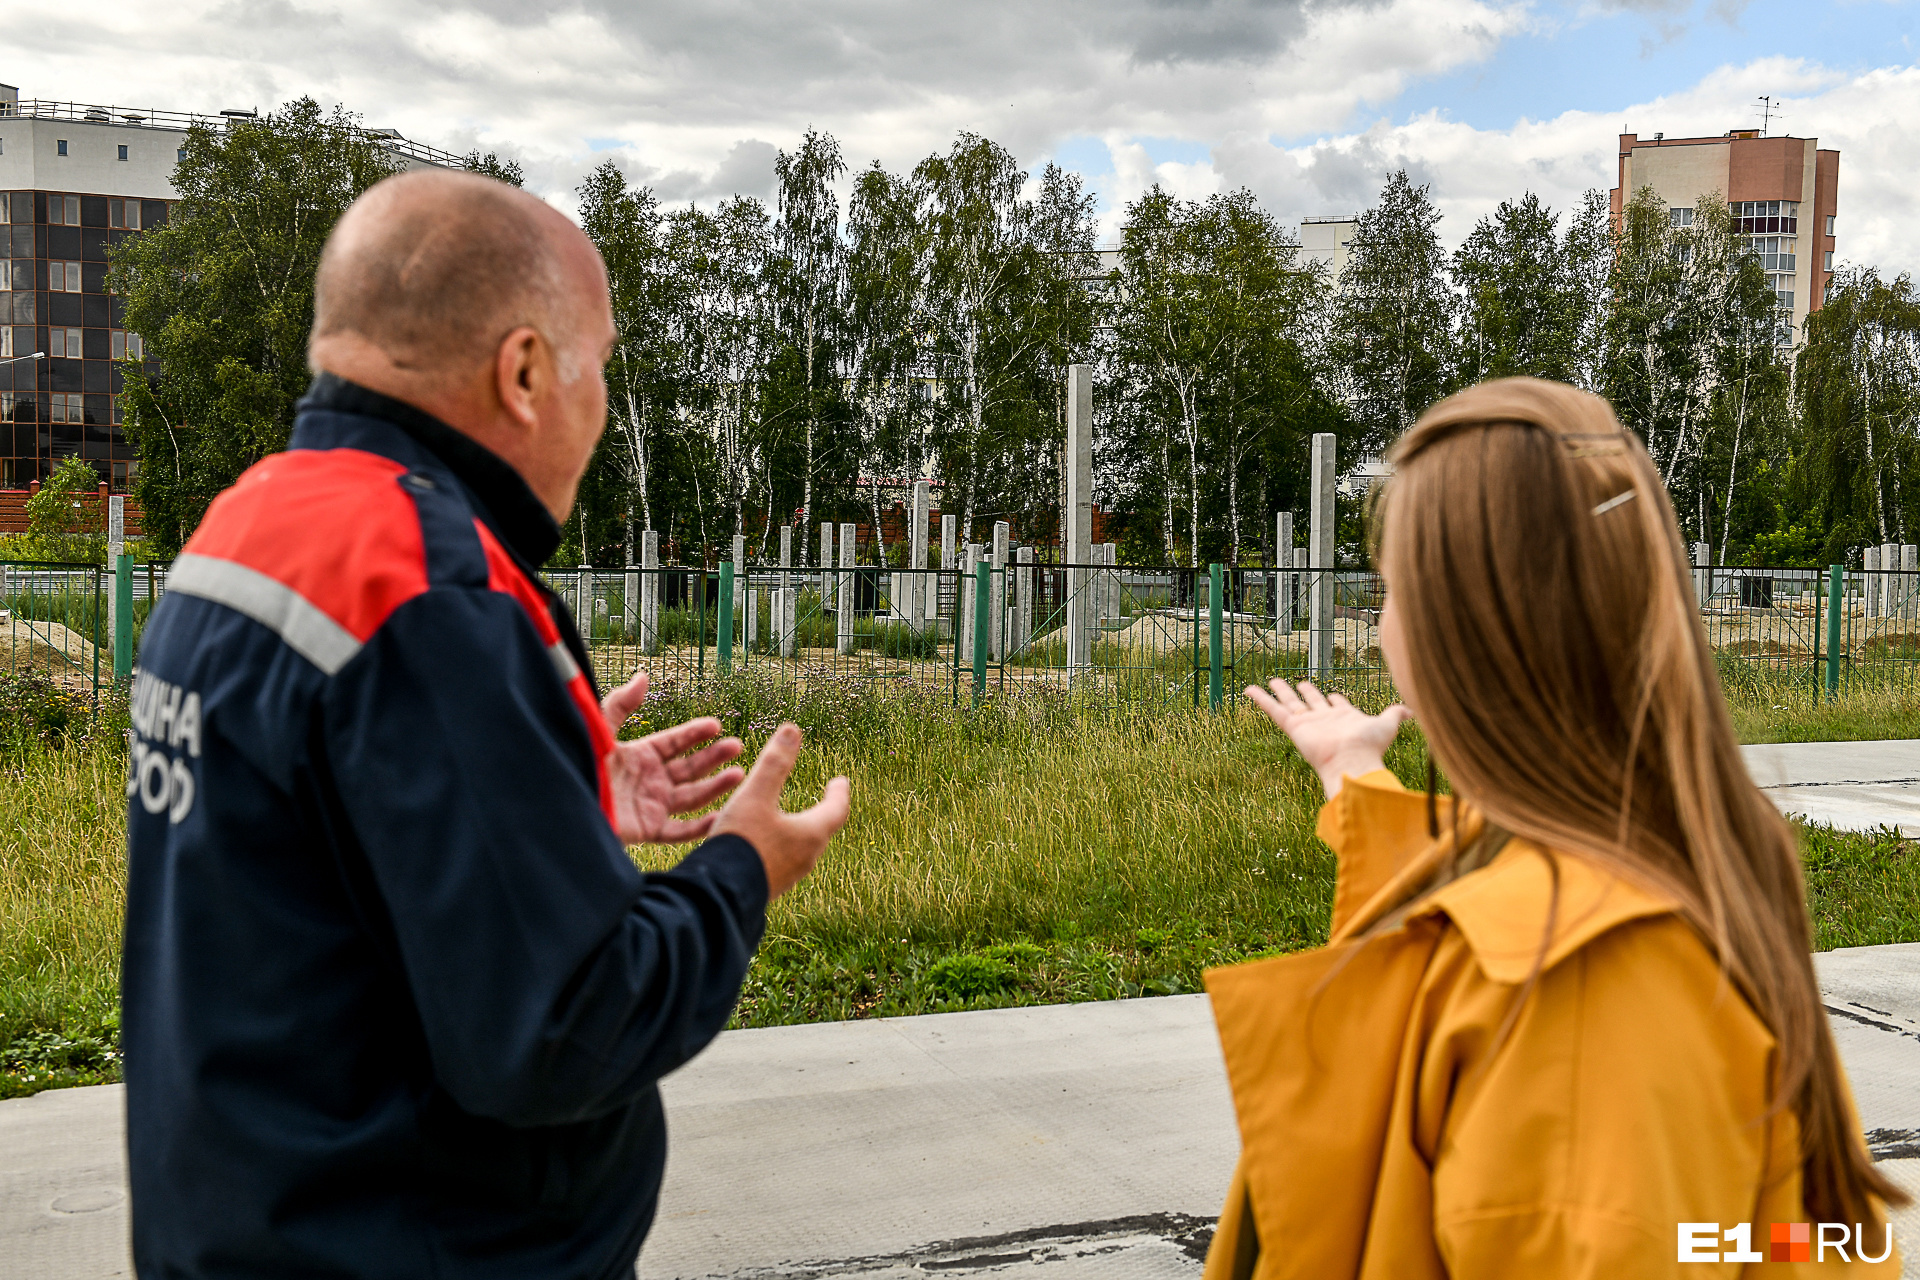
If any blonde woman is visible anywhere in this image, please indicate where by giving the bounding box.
[1207,378,1905,1278]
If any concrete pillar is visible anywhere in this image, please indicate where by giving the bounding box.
[1691,542,1711,608]
[731,533,747,624]
[747,586,761,650]
[1063,363,1094,670]
[1904,545,1918,620]
[1863,545,1880,617]
[1293,548,1308,636]
[107,495,124,654]
[958,541,980,660]
[1308,433,1336,677]
[939,513,956,635]
[909,480,930,627]
[1883,542,1900,619]
[1274,511,1294,631]
[640,530,660,655]
[820,521,835,632]
[1013,545,1032,654]
[777,526,794,656]
[991,521,1011,660]
[837,522,856,656]
[623,563,639,640]
[577,568,593,638]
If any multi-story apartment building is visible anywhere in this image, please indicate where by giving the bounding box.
[1298,215,1358,285]
[0,81,456,491]
[1611,129,1839,344]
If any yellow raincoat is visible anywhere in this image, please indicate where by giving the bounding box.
[1203,771,1898,1279]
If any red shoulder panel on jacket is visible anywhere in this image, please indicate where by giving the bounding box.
[182,449,430,642]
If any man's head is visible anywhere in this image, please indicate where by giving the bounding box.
[309,169,614,522]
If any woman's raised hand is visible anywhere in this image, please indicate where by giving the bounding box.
[1246,679,1411,799]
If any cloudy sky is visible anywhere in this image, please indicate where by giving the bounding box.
[5,0,1917,268]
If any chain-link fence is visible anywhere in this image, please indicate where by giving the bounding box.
[11,556,1918,711]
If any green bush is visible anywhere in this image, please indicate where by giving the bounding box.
[0,672,125,763]
[925,952,1017,997]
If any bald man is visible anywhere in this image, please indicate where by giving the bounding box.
[121,170,848,1279]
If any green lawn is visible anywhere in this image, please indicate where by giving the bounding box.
[5,672,1920,1099]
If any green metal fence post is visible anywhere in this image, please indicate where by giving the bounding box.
[971,556,989,703]
[1825,563,1843,700]
[1208,563,1223,711]
[114,553,133,684]
[718,561,735,675]
[696,568,707,680]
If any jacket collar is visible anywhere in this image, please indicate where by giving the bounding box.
[1316,771,1679,982]
[292,373,563,568]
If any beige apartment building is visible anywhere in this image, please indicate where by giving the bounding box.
[1612,129,1838,343]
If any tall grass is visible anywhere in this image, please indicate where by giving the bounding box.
[5,670,1920,1096]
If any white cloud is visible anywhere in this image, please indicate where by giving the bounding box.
[3,2,1914,275]
[1,0,1518,210]
[1200,56,1919,273]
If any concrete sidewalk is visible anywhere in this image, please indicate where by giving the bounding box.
[7,952,1920,1278]
[1744,739,1920,835]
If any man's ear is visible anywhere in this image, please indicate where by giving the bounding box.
[493,326,545,432]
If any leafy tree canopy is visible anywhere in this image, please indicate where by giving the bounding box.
[112,98,404,554]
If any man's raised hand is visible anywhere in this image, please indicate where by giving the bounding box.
[601,671,746,846]
[710,722,849,901]
[1246,678,1410,799]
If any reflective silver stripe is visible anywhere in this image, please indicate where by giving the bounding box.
[547,641,580,684]
[168,553,363,676]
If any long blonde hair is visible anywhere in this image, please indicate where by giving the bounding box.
[1375,377,1904,1226]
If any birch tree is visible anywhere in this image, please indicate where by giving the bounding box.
[1329,172,1455,454]
[1797,269,1920,553]
[577,161,680,555]
[769,131,847,562]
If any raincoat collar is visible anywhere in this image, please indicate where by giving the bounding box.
[1317,770,1680,983]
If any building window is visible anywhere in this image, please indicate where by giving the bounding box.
[1745,236,1797,272]
[50,392,85,422]
[177,147,186,162]
[1669,207,1694,228]
[109,199,141,230]
[0,326,9,358]
[0,260,8,291]
[56,139,68,157]
[117,144,128,161]
[1825,251,1834,271]
[1731,200,1798,235]
[48,195,80,226]
[48,327,82,359]
[1827,215,1836,235]
[51,261,83,292]
[110,330,144,360]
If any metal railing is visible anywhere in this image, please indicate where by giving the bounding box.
[10,557,1916,712]
[0,99,465,169]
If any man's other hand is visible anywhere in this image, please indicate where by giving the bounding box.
[601,672,746,846]
[711,722,849,901]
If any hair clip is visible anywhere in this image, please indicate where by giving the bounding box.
[1562,432,1627,458]
[1592,490,1638,516]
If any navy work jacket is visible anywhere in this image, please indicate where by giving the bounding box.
[122,375,768,1279]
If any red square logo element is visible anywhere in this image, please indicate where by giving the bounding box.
[1770,1222,1811,1262]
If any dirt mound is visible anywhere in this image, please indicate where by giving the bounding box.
[2,616,102,679]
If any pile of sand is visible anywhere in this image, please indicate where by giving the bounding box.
[2,616,102,677]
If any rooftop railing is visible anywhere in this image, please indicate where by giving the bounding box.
[0,99,463,169]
